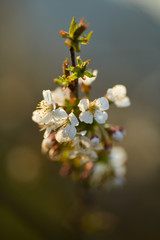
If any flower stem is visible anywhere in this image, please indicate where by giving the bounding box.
[69,47,78,99]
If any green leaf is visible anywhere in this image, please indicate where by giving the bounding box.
[73,25,86,39]
[72,40,80,52]
[69,73,78,81]
[69,17,77,38]
[86,31,93,41]
[77,56,83,65]
[84,71,95,78]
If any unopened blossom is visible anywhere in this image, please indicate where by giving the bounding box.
[112,131,124,141]
[106,85,130,107]
[32,90,56,124]
[78,97,109,124]
[79,69,98,86]
[52,108,79,143]
[52,87,70,106]
[41,137,54,154]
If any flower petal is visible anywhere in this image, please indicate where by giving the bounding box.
[43,90,56,109]
[55,128,68,143]
[91,137,100,147]
[69,112,79,126]
[52,108,68,122]
[94,110,108,124]
[80,136,91,148]
[44,126,52,139]
[67,125,77,140]
[95,97,109,111]
[107,88,115,102]
[77,130,87,136]
[112,85,127,99]
[32,110,53,124]
[115,97,131,108]
[78,99,89,112]
[69,150,79,159]
[78,69,98,86]
[79,110,93,124]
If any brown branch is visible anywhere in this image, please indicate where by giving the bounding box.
[69,47,78,99]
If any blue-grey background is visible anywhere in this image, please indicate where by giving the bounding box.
[0,0,160,239]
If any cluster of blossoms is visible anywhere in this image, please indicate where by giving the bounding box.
[32,18,131,188]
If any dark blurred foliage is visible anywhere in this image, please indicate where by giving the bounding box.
[0,0,160,239]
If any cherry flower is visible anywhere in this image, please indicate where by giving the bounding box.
[78,97,109,124]
[51,87,70,106]
[52,108,79,143]
[32,90,56,124]
[69,135,103,164]
[106,84,131,107]
[79,69,98,86]
[90,146,127,187]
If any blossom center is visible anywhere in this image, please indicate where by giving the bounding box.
[89,102,97,113]
[37,101,54,115]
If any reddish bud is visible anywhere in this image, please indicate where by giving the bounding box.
[59,30,69,38]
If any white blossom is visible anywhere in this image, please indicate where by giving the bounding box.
[41,137,53,154]
[32,90,56,124]
[51,87,70,106]
[53,108,79,143]
[69,135,103,164]
[109,146,127,168]
[79,69,98,86]
[107,85,131,107]
[90,146,127,187]
[78,97,109,124]
[90,163,110,185]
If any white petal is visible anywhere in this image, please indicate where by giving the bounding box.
[43,90,56,108]
[55,128,68,143]
[107,88,115,102]
[67,125,77,140]
[69,150,79,159]
[69,113,79,126]
[94,110,108,124]
[32,110,41,123]
[115,97,131,108]
[112,131,123,141]
[52,108,68,121]
[52,87,64,105]
[78,78,83,85]
[44,126,52,138]
[92,69,98,79]
[109,146,127,167]
[80,136,91,148]
[112,85,127,99]
[77,130,87,136]
[78,70,98,86]
[114,166,126,178]
[78,99,89,112]
[95,97,109,111]
[79,111,93,124]
[91,137,100,147]
[95,146,104,150]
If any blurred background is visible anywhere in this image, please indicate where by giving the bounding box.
[0,0,160,239]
